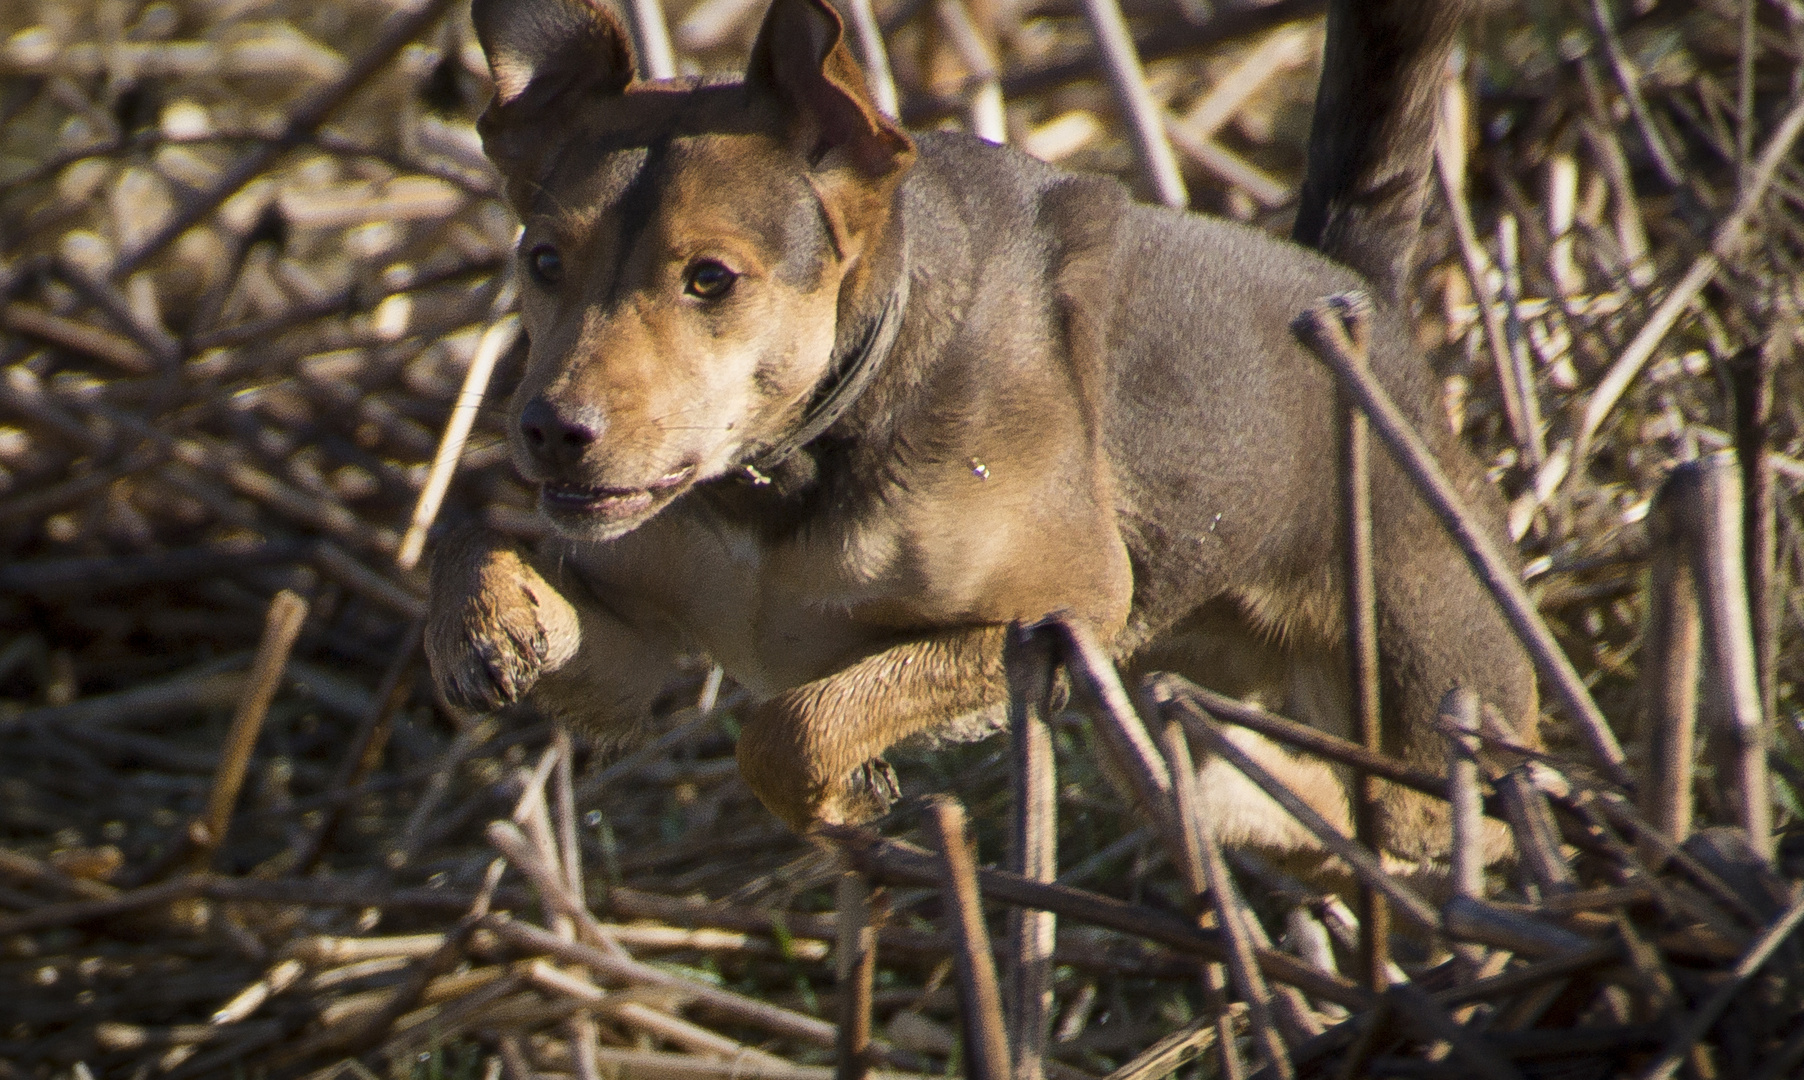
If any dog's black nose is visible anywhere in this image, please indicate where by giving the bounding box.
[519,397,602,470]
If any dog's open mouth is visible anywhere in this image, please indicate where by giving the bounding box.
[541,465,696,523]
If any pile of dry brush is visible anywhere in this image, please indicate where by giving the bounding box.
[0,0,1802,1077]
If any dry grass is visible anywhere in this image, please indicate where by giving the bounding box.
[0,0,1801,1077]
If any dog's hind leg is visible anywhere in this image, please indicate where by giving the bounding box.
[735,625,1008,831]
[1367,453,1536,867]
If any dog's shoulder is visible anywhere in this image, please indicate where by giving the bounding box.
[906,131,1132,258]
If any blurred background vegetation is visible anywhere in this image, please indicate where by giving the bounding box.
[0,0,1800,1076]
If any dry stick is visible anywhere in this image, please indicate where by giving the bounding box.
[1101,1014,1219,1080]
[552,730,584,906]
[190,589,310,868]
[836,0,899,119]
[1495,215,1548,470]
[1252,944,1624,1080]
[934,0,1006,144]
[374,970,530,1065]
[575,707,720,803]
[551,1049,935,1080]
[0,302,156,375]
[1161,121,1290,209]
[1004,623,1058,1080]
[1493,767,1578,898]
[927,797,1012,1080]
[1327,999,1388,1080]
[1065,627,1256,1067]
[488,915,851,1048]
[1056,620,1189,874]
[272,866,505,1071]
[674,0,763,51]
[1157,690,1441,934]
[1151,16,1307,205]
[1575,105,1653,287]
[387,717,499,872]
[1442,687,1484,903]
[1680,453,1773,861]
[1636,888,1804,1080]
[1574,790,1765,936]
[1586,0,1684,190]
[312,540,427,620]
[524,960,791,1069]
[1173,24,1312,144]
[291,620,423,874]
[1736,0,1757,168]
[1157,717,1259,1080]
[1729,334,1782,726]
[1170,725,1293,1079]
[0,875,203,936]
[1152,677,1456,804]
[1383,983,1525,1080]
[110,0,460,280]
[1434,941,1622,1009]
[48,255,182,367]
[487,821,628,962]
[1327,291,1391,994]
[1292,296,1632,787]
[1434,95,1542,471]
[397,314,519,571]
[1641,470,1703,853]
[548,729,603,1080]
[1569,87,1804,472]
[831,828,1379,1010]
[1439,896,1593,958]
[836,871,878,1080]
[0,846,114,902]
[1077,0,1188,208]
[904,0,1323,123]
[625,0,678,80]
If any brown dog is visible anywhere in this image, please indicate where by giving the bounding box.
[428,0,1537,872]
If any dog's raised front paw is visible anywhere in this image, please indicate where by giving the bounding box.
[425,544,581,712]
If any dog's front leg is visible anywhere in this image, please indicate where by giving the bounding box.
[425,524,680,738]
[736,625,1008,831]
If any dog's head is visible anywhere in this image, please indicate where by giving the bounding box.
[471,0,915,540]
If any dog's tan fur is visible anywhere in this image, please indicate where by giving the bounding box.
[427,0,1536,874]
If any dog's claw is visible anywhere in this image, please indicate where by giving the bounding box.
[846,758,902,819]
[427,579,575,714]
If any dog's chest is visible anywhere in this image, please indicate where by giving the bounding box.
[578,474,1100,694]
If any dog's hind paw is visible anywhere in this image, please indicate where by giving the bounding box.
[841,757,902,821]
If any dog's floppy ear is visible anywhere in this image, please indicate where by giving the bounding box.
[745,0,914,178]
[472,0,635,112]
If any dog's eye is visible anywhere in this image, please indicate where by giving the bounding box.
[527,244,563,286]
[685,260,737,299]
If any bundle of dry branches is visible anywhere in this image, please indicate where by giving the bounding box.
[0,0,1801,1077]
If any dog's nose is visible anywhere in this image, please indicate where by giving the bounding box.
[519,397,602,470]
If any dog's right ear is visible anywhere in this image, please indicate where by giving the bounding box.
[471,0,635,113]
[745,0,913,179]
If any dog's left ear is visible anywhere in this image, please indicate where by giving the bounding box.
[745,0,915,179]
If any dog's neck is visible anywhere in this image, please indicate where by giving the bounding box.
[735,228,911,488]
[721,201,914,497]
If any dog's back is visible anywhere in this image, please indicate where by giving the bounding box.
[878,107,1533,867]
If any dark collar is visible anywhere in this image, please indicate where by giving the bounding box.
[737,272,909,486]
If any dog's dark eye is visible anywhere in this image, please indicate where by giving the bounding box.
[527,244,563,286]
[685,260,737,299]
